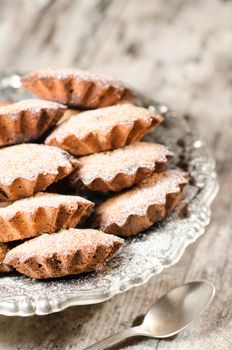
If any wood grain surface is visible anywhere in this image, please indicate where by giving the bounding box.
[0,0,231,349]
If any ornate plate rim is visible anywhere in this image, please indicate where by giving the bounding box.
[0,76,218,316]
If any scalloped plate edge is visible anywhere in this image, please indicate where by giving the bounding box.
[0,177,218,316]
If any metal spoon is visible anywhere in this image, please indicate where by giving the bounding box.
[85,281,215,350]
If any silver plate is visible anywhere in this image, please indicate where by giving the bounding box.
[0,73,218,316]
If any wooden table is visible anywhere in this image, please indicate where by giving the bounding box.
[0,1,231,349]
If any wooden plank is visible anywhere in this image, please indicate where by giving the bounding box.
[0,0,231,349]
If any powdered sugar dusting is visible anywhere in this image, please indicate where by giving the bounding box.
[25,68,126,88]
[77,142,172,183]
[0,192,92,216]
[0,99,66,114]
[6,228,122,258]
[0,144,72,185]
[95,170,187,226]
[0,84,218,314]
[46,104,160,141]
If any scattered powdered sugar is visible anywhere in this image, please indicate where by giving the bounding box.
[0,144,72,185]
[0,87,217,313]
[0,213,206,300]
[46,104,158,140]
[6,228,122,258]
[0,99,66,114]
[95,170,187,225]
[77,142,172,182]
[26,67,126,87]
[0,192,91,216]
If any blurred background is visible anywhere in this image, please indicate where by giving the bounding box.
[0,1,232,349]
[0,0,232,141]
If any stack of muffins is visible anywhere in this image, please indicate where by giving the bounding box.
[0,68,187,279]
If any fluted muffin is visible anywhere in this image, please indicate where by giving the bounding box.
[0,99,66,147]
[70,142,172,192]
[45,104,163,156]
[0,143,79,201]
[22,68,134,109]
[4,228,124,279]
[91,170,188,236]
[0,192,94,242]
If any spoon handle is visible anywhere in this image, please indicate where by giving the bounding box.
[84,326,148,350]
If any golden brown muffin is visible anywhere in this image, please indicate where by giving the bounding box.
[91,170,188,236]
[0,143,78,201]
[70,142,172,192]
[0,192,94,242]
[0,99,67,147]
[0,243,12,272]
[45,104,163,156]
[4,228,124,279]
[22,68,134,109]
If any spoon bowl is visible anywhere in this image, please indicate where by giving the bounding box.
[85,281,215,350]
[141,281,215,338]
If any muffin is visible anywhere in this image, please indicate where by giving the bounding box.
[70,142,172,192]
[0,192,94,242]
[4,228,124,279]
[0,143,79,201]
[45,104,163,156]
[22,68,134,109]
[0,99,66,147]
[91,170,188,236]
